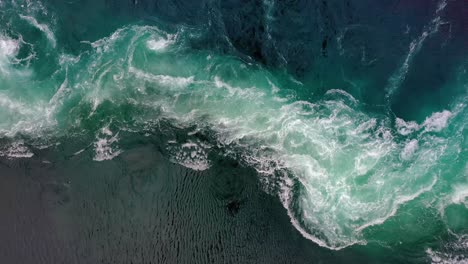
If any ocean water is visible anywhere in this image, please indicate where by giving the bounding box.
[0,0,467,263]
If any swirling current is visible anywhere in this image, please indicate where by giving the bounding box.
[0,0,467,263]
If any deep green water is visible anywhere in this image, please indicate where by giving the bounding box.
[0,0,467,263]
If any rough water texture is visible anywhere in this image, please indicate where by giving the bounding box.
[0,0,467,263]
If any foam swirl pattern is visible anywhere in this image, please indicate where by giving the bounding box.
[0,0,467,260]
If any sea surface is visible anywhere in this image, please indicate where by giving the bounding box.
[0,0,467,263]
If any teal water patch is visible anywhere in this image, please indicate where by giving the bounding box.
[0,0,467,262]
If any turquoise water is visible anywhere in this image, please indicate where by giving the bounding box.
[0,0,467,263]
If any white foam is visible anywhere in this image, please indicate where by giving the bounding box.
[0,142,34,158]
[167,140,211,171]
[0,92,52,138]
[395,117,420,135]
[0,35,20,75]
[426,248,468,264]
[214,76,265,98]
[0,36,19,58]
[58,54,81,66]
[436,0,448,14]
[385,0,445,99]
[0,93,34,115]
[93,127,122,161]
[19,15,56,47]
[46,77,71,120]
[426,235,468,264]
[449,185,468,207]
[146,34,175,51]
[356,177,438,232]
[129,66,194,89]
[394,109,453,139]
[73,149,85,156]
[325,89,358,104]
[94,138,122,161]
[401,139,419,160]
[423,110,452,132]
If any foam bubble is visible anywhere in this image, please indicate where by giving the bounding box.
[0,36,19,58]
[88,27,126,53]
[129,66,194,89]
[0,141,34,158]
[19,15,56,48]
[423,110,452,132]
[395,117,420,135]
[93,127,122,161]
[167,139,211,171]
[146,34,175,51]
[325,89,358,104]
[401,139,419,160]
[426,248,468,264]
[214,76,265,98]
[0,35,20,75]
[0,93,51,138]
[426,235,468,264]
[385,0,446,100]
[448,185,468,208]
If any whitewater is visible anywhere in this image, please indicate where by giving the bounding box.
[0,0,466,262]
